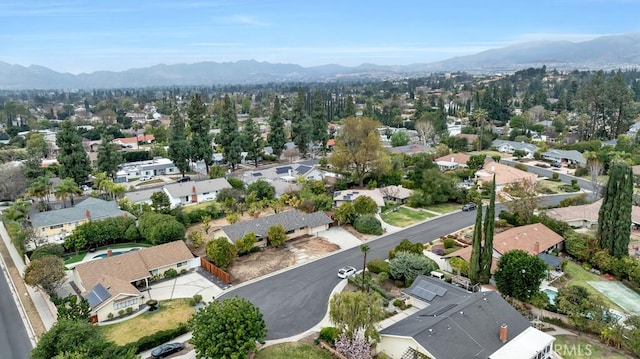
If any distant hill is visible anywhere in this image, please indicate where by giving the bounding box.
[2,33,640,89]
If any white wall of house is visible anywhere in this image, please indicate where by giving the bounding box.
[378,336,433,359]
[95,294,143,322]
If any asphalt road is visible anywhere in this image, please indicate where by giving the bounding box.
[501,159,598,194]
[0,267,33,359]
[221,193,576,340]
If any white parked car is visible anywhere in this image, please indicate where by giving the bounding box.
[337,266,357,279]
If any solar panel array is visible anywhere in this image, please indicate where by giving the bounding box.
[252,172,262,177]
[85,283,111,307]
[296,165,311,174]
[275,166,292,174]
[410,280,448,302]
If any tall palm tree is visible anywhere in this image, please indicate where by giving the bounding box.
[360,244,370,292]
[55,177,82,208]
[26,175,52,208]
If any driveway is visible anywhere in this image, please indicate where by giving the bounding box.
[317,227,362,249]
[147,272,225,303]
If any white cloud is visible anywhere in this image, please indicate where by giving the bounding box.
[231,15,270,26]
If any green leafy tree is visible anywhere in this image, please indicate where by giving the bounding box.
[330,117,390,187]
[246,179,275,201]
[468,201,483,284]
[150,191,171,213]
[187,94,214,173]
[389,251,438,284]
[344,95,356,118]
[353,196,378,215]
[56,120,91,185]
[240,117,264,167]
[96,134,122,178]
[236,232,257,255]
[466,155,485,170]
[480,178,496,284]
[267,224,287,247]
[25,132,50,158]
[54,177,82,208]
[53,294,92,322]
[138,212,185,245]
[334,202,356,225]
[267,96,286,157]
[329,291,385,341]
[217,95,242,170]
[310,90,329,152]
[208,164,227,179]
[205,237,237,270]
[23,255,66,295]
[494,250,547,301]
[168,109,191,176]
[189,296,266,359]
[390,131,410,147]
[63,228,87,255]
[598,161,633,258]
[388,239,424,259]
[290,89,312,156]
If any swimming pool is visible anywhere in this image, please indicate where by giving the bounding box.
[92,248,140,259]
[544,288,558,305]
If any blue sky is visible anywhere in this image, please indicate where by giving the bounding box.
[1,0,639,74]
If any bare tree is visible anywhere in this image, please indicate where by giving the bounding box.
[499,178,539,224]
[0,165,27,200]
[283,148,300,164]
[589,159,604,200]
[415,120,435,146]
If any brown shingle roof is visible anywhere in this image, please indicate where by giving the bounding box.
[545,199,640,225]
[475,162,537,186]
[138,240,195,270]
[435,152,471,165]
[493,223,563,255]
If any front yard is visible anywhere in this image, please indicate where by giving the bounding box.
[100,298,193,345]
[381,206,436,227]
[256,342,334,359]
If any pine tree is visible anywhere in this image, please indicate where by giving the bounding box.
[167,110,190,176]
[187,94,213,173]
[479,176,496,284]
[56,120,91,185]
[217,95,242,169]
[291,89,312,156]
[468,202,483,285]
[344,95,356,118]
[311,90,329,152]
[267,96,286,157]
[96,133,122,178]
[241,117,264,167]
[598,161,633,258]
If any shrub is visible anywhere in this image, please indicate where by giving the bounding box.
[574,167,589,177]
[188,230,204,248]
[444,248,457,255]
[126,307,133,314]
[443,238,455,249]
[377,272,389,285]
[236,232,257,255]
[394,280,404,288]
[367,259,390,274]
[551,172,560,181]
[319,327,341,345]
[163,268,178,279]
[30,243,65,260]
[193,294,202,304]
[353,214,383,235]
[107,312,114,320]
[514,163,528,172]
[180,269,187,275]
[118,309,125,317]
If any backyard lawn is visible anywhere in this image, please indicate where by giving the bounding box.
[100,299,193,345]
[563,261,624,311]
[381,207,435,227]
[256,342,334,359]
[554,335,630,359]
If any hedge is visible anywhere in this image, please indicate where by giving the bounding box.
[353,214,383,235]
[367,259,390,274]
[319,327,341,345]
[119,323,189,354]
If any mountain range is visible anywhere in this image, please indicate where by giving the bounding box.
[2,33,640,90]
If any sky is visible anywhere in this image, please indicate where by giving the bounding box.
[1,0,640,74]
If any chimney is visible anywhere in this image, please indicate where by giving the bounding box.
[451,156,455,162]
[85,209,91,220]
[491,165,495,172]
[107,249,113,257]
[534,241,540,254]
[499,324,508,343]
[191,185,198,203]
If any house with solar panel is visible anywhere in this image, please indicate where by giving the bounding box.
[242,164,325,196]
[72,241,196,322]
[377,275,555,359]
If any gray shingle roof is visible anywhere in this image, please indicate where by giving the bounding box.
[164,178,232,199]
[383,278,530,359]
[220,209,332,242]
[124,188,159,203]
[30,198,134,228]
[541,149,586,164]
[492,139,539,152]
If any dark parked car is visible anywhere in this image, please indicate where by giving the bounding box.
[176,176,191,183]
[462,203,477,211]
[151,343,185,359]
[551,162,562,168]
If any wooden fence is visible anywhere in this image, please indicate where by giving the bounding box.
[200,257,231,283]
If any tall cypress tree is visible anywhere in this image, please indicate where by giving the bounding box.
[344,95,356,118]
[468,201,484,285]
[480,176,496,284]
[96,133,122,178]
[187,94,213,173]
[241,117,264,167]
[310,90,328,152]
[217,95,242,170]
[291,89,312,156]
[167,110,190,176]
[267,96,286,157]
[598,161,633,258]
[56,120,91,185]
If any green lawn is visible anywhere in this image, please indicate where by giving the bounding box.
[64,242,150,265]
[182,201,221,214]
[563,261,624,311]
[100,299,193,345]
[256,342,334,359]
[381,207,435,227]
[423,202,461,214]
[135,179,165,187]
[554,335,629,359]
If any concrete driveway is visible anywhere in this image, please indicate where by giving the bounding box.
[146,272,224,303]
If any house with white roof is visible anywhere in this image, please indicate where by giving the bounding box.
[124,178,232,208]
[492,140,538,158]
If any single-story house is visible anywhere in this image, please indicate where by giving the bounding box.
[28,198,134,249]
[123,188,158,206]
[213,209,332,245]
[114,157,180,183]
[379,276,555,359]
[434,153,471,171]
[379,185,413,204]
[333,189,386,210]
[112,134,155,148]
[444,223,564,274]
[242,164,325,196]
[540,149,586,166]
[492,140,538,158]
[72,240,196,322]
[388,144,431,155]
[163,178,232,208]
[544,199,640,230]
[474,162,538,191]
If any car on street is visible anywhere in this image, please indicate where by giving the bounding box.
[551,162,562,168]
[151,342,185,359]
[176,176,191,183]
[462,203,477,211]
[337,266,357,279]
